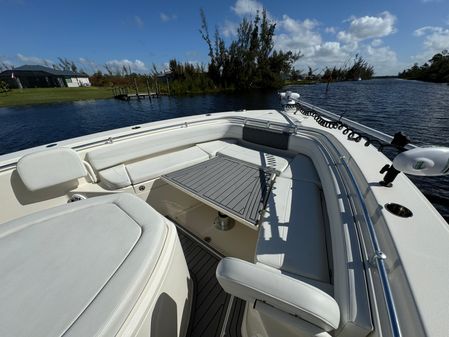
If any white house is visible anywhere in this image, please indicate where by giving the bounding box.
[65,76,91,87]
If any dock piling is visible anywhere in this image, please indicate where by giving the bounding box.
[113,84,159,101]
[146,78,152,102]
[133,78,140,100]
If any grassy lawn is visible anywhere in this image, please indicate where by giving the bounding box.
[0,87,114,107]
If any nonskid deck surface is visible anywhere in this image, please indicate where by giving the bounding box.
[176,225,244,337]
[164,156,273,225]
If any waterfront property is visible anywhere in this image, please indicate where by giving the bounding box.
[0,65,90,89]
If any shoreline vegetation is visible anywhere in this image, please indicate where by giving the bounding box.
[1,11,447,109]
[0,8,398,108]
[88,10,375,95]
[398,50,449,83]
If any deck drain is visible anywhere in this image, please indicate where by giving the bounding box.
[385,203,413,218]
[204,236,211,243]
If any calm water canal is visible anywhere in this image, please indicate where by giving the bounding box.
[0,79,448,220]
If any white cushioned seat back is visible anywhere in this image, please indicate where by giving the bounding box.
[17,148,87,191]
[216,258,340,332]
[86,124,241,171]
[217,144,290,174]
[126,146,209,184]
[256,177,330,283]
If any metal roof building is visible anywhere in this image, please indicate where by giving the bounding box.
[0,65,90,89]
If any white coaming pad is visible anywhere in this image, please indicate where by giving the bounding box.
[0,193,168,337]
[98,163,132,189]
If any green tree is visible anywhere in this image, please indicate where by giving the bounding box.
[200,9,300,89]
[399,51,449,83]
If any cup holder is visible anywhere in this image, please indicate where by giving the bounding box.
[385,203,413,218]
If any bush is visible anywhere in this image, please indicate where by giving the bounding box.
[0,80,10,94]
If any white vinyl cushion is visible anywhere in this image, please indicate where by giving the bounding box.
[17,148,87,191]
[280,154,321,186]
[216,258,340,331]
[98,164,132,189]
[0,194,168,337]
[217,144,290,174]
[196,139,237,157]
[256,177,330,283]
[126,146,209,184]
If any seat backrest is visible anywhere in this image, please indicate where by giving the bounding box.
[216,257,340,332]
[17,148,86,191]
[86,123,242,171]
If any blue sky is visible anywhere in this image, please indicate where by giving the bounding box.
[1,0,448,75]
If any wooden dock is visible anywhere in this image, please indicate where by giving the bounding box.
[112,87,159,101]
[112,76,171,101]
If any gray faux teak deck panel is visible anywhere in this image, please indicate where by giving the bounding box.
[176,226,244,337]
[163,155,273,225]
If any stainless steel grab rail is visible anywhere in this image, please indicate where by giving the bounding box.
[339,157,402,337]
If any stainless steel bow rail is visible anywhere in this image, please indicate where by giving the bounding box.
[298,100,416,151]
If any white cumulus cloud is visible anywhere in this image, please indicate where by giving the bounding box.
[225,0,401,75]
[0,55,14,68]
[371,39,383,47]
[273,11,399,75]
[414,26,449,50]
[231,0,264,17]
[412,26,449,63]
[337,11,396,43]
[275,15,321,52]
[221,20,239,38]
[16,53,54,66]
[364,45,399,74]
[105,59,148,74]
[160,12,177,22]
